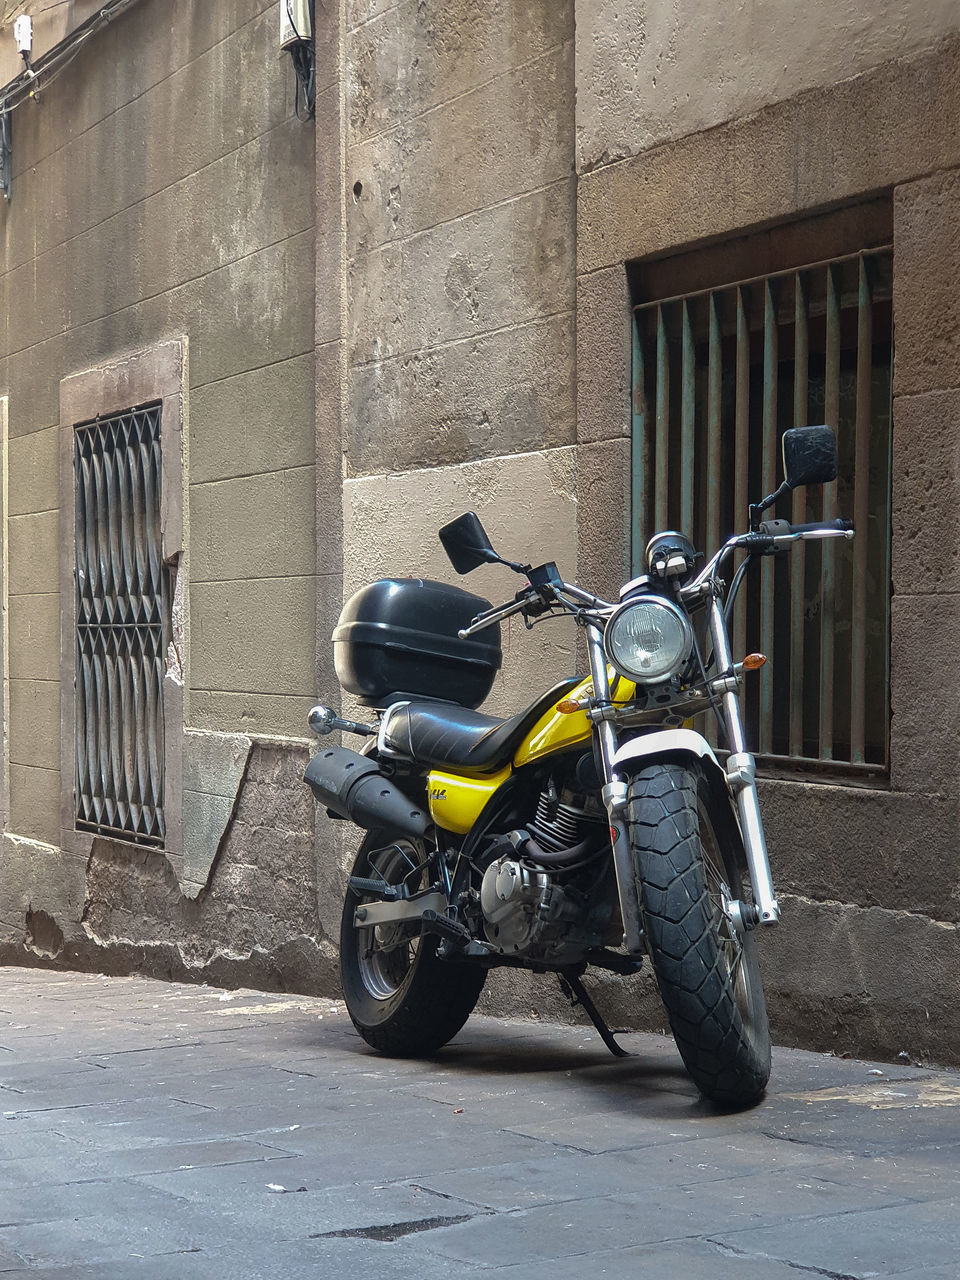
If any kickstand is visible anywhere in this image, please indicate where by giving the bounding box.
[557,973,630,1058]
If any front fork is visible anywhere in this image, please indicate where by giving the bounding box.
[585,627,645,955]
[586,604,780,959]
[706,596,780,928]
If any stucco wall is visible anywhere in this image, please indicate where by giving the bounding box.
[0,0,322,980]
[0,0,316,820]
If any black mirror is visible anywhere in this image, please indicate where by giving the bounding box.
[782,425,838,488]
[439,511,500,575]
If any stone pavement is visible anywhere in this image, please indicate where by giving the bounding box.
[1,969,960,1278]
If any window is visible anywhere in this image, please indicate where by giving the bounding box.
[73,403,168,845]
[632,248,893,772]
[60,340,185,861]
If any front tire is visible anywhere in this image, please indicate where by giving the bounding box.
[626,761,771,1106]
[339,831,486,1056]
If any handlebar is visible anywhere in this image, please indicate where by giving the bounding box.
[458,591,532,638]
[461,520,856,634]
[759,518,853,538]
[691,519,855,590]
[458,578,616,638]
[754,517,854,547]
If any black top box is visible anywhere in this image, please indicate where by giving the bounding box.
[333,578,503,709]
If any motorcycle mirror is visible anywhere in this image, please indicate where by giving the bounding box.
[782,425,838,489]
[439,511,502,575]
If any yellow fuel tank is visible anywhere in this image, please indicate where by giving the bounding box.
[514,674,636,767]
[427,675,638,833]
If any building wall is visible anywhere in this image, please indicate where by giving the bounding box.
[3,0,960,1065]
[338,0,579,720]
[0,0,325,982]
[576,11,960,1062]
[575,0,960,169]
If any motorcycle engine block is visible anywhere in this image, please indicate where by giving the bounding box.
[478,774,614,963]
[479,856,549,953]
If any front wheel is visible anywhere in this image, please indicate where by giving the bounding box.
[339,831,486,1056]
[626,761,771,1106]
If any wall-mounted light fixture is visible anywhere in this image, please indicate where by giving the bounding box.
[280,0,314,120]
[13,14,32,59]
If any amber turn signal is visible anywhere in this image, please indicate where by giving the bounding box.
[557,699,581,714]
[742,653,767,671]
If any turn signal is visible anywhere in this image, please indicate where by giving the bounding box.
[557,699,581,714]
[742,653,767,671]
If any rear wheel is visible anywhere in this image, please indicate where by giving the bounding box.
[625,761,771,1106]
[339,831,486,1056]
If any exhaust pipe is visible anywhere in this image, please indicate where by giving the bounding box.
[304,746,430,838]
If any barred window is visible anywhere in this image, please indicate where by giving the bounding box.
[74,403,167,845]
[632,248,893,774]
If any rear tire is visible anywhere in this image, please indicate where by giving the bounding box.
[339,831,486,1056]
[626,761,771,1106]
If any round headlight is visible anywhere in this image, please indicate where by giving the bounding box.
[603,596,693,684]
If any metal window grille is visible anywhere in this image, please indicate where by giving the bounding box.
[632,248,893,772]
[74,403,167,845]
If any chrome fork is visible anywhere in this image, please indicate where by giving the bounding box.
[707,596,780,925]
[586,626,645,955]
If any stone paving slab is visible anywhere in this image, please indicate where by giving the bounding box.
[712,1198,960,1276]
[1,966,960,1277]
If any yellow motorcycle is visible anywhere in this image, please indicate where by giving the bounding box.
[305,424,853,1105]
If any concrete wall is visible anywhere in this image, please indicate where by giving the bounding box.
[339,0,579,719]
[0,0,325,984]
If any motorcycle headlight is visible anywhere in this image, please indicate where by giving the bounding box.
[603,596,693,684]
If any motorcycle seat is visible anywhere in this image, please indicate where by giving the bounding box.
[380,677,582,772]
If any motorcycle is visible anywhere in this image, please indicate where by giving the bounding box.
[305,424,853,1105]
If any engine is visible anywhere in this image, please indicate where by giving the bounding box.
[478,773,616,965]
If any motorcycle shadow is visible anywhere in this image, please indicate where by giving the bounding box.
[340,1025,748,1118]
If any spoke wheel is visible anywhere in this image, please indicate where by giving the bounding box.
[355,840,426,1001]
[339,829,486,1057]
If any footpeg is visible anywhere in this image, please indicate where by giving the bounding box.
[348,876,400,900]
[421,908,471,944]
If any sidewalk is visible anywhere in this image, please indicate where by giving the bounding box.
[1,967,959,1278]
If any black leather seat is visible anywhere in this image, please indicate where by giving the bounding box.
[381,678,581,771]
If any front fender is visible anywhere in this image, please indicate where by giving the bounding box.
[611,729,726,785]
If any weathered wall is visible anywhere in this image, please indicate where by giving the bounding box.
[575,16,960,1064]
[0,1,105,82]
[0,742,335,992]
[575,0,960,170]
[0,0,326,984]
[327,0,581,1021]
[339,0,579,718]
[3,0,960,1072]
